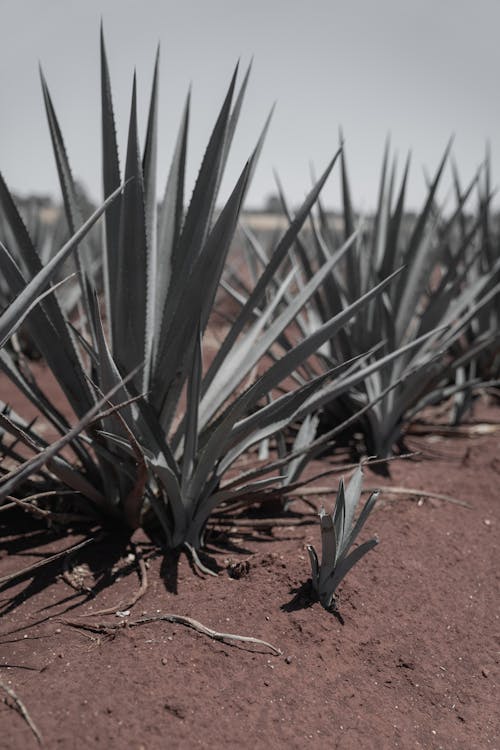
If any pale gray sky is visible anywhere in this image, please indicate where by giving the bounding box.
[1,0,499,211]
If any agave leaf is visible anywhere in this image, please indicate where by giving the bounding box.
[240,222,271,274]
[142,45,160,252]
[339,138,360,302]
[39,68,96,334]
[198,148,264,332]
[142,45,160,368]
[181,327,202,491]
[450,158,469,243]
[328,537,379,594]
[394,140,452,338]
[86,301,182,503]
[445,331,500,375]
[307,544,320,590]
[154,92,190,361]
[339,134,354,240]
[382,152,411,283]
[372,137,392,272]
[308,212,347,338]
[342,465,364,546]
[222,474,288,498]
[319,506,337,589]
[0,251,65,346]
[148,454,187,545]
[284,413,320,486]
[221,353,365,455]
[307,165,339,254]
[215,60,252,198]
[168,66,238,289]
[100,25,122,339]
[332,478,346,560]
[425,265,499,350]
[113,74,149,391]
[87,290,134,436]
[338,490,379,566]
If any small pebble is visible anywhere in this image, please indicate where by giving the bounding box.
[481,668,489,678]
[285,656,292,664]
[161,657,168,666]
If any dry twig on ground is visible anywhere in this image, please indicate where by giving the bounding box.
[61,613,281,655]
[0,678,43,745]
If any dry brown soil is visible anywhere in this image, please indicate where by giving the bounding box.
[0,394,499,749]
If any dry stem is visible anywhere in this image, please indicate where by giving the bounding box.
[0,678,43,745]
[61,613,281,656]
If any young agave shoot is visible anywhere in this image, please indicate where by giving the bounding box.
[307,465,379,611]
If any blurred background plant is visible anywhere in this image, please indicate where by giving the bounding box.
[227,140,500,464]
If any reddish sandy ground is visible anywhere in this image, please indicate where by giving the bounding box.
[0,398,499,749]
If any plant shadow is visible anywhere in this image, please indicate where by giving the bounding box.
[0,508,135,618]
[281,579,345,624]
[281,579,316,612]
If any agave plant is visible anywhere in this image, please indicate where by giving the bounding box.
[0,30,411,564]
[247,140,500,458]
[447,152,500,423]
[307,465,379,611]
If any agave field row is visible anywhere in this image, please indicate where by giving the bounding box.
[0,30,499,596]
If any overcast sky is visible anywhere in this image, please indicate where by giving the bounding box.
[1,0,499,211]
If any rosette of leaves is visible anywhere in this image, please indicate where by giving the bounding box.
[0,30,410,561]
[307,465,379,611]
[254,140,500,458]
